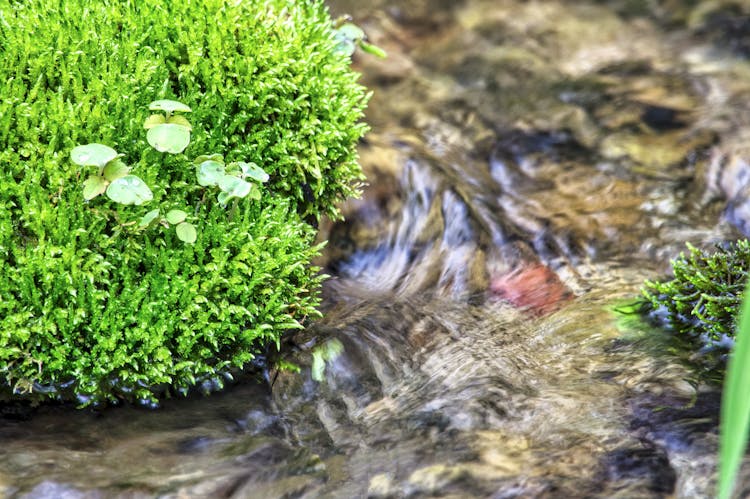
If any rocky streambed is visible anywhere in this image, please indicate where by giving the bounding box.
[5,0,750,497]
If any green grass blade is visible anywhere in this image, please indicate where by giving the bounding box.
[718,283,750,499]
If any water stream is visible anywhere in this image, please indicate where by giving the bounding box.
[4,0,750,497]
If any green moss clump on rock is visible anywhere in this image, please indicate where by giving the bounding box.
[642,240,750,347]
[0,0,369,406]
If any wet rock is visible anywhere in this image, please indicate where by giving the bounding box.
[702,131,750,236]
[175,435,216,454]
[407,464,469,495]
[600,443,676,495]
[18,481,104,499]
[641,104,690,131]
[0,401,36,422]
[489,263,574,315]
[217,473,325,499]
[691,1,750,58]
[234,409,283,437]
[384,0,464,34]
[367,472,396,498]
[0,472,14,499]
[475,431,528,475]
[599,129,713,172]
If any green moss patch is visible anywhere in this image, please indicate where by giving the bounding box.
[0,0,368,405]
[641,241,750,347]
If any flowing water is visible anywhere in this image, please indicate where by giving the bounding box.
[5,1,750,497]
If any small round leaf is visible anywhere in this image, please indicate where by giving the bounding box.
[143,114,166,129]
[148,99,192,113]
[106,175,154,205]
[336,23,365,41]
[193,153,224,165]
[82,175,107,200]
[196,160,226,187]
[167,115,192,130]
[138,209,161,228]
[147,124,191,154]
[247,183,262,201]
[175,222,197,244]
[333,39,356,57]
[218,175,252,199]
[71,144,118,167]
[218,174,241,192]
[233,161,269,183]
[165,209,187,225]
[102,159,130,182]
[217,191,231,207]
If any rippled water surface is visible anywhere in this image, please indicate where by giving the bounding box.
[5,0,750,497]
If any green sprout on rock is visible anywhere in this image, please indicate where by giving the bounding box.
[70,143,153,205]
[144,99,192,154]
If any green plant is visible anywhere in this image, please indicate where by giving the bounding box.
[70,144,153,205]
[143,99,193,154]
[0,0,368,406]
[332,18,387,58]
[641,241,750,346]
[138,208,197,244]
[74,99,270,244]
[718,282,750,499]
[311,338,344,382]
[194,154,269,207]
[639,241,750,496]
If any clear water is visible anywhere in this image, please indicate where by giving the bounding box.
[5,0,750,497]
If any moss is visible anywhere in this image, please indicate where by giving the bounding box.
[0,0,368,406]
[0,0,368,220]
[641,240,750,347]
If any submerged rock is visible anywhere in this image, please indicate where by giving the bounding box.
[18,481,103,499]
[489,263,574,315]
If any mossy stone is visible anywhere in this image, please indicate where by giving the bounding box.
[0,0,368,405]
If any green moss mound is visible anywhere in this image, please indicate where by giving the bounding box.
[641,240,750,347]
[0,0,368,405]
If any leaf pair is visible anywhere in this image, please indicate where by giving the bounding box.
[144,100,192,154]
[195,156,268,207]
[71,144,153,205]
[138,208,197,244]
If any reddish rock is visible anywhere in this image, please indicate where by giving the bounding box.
[489,263,573,315]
